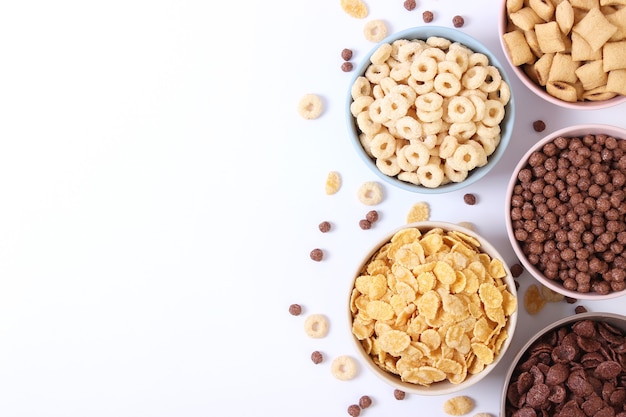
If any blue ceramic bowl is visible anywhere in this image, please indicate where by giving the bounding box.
[346,26,515,194]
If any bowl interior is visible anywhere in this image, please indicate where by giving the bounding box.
[505,124,626,300]
[497,2,626,110]
[348,221,519,395]
[500,312,626,417]
[346,26,515,194]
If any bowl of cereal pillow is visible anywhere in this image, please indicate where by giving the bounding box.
[346,26,515,194]
[348,221,518,395]
[501,312,626,417]
[505,124,626,300]
[499,0,626,109]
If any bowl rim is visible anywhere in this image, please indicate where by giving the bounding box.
[500,312,626,417]
[347,220,519,395]
[497,1,626,110]
[504,123,626,300]
[345,25,516,194]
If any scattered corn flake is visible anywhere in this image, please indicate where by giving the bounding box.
[443,395,475,416]
[340,0,368,18]
[325,171,342,195]
[406,201,430,223]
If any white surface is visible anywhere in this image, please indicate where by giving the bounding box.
[0,0,624,416]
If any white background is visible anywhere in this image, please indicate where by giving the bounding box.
[0,0,625,416]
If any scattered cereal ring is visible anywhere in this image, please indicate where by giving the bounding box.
[304,314,329,338]
[297,93,323,119]
[363,19,388,43]
[331,355,358,380]
[340,0,368,18]
[357,181,384,205]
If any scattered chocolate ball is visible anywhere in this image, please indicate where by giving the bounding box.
[403,0,416,11]
[510,263,524,278]
[347,404,361,417]
[533,120,546,132]
[310,248,324,261]
[394,389,406,400]
[359,395,372,409]
[288,303,302,316]
[341,62,354,72]
[366,210,379,223]
[422,10,434,23]
[341,48,353,61]
[359,219,372,230]
[463,193,477,205]
[318,221,331,233]
[310,350,323,364]
[565,296,578,304]
[575,305,588,314]
[452,15,465,27]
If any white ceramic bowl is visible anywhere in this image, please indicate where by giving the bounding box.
[346,26,515,194]
[498,2,626,110]
[348,221,519,395]
[505,124,626,300]
[501,312,626,417]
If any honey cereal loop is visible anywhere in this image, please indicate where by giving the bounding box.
[297,93,323,119]
[363,19,388,43]
[325,171,342,195]
[444,396,475,416]
[304,314,329,338]
[340,0,368,18]
[331,355,358,380]
[357,181,384,205]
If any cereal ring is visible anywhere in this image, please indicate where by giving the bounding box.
[356,111,382,136]
[408,77,434,95]
[467,94,486,122]
[350,95,374,117]
[438,60,463,80]
[368,99,389,124]
[351,76,372,100]
[446,48,470,72]
[396,145,418,172]
[357,181,384,205]
[479,66,503,93]
[304,314,329,338]
[482,99,505,127]
[331,355,358,381]
[415,91,444,112]
[439,135,460,159]
[410,55,438,81]
[434,72,462,97]
[382,92,410,120]
[393,84,417,105]
[451,143,481,171]
[365,63,390,84]
[416,162,445,188]
[376,155,401,176]
[421,46,446,62]
[372,84,385,100]
[390,62,411,81]
[416,107,443,123]
[475,133,500,156]
[391,38,411,59]
[422,133,439,149]
[397,41,424,62]
[488,80,511,105]
[427,36,452,50]
[297,94,324,119]
[467,140,488,166]
[370,42,393,65]
[404,142,431,167]
[395,115,422,140]
[469,52,489,67]
[447,96,476,123]
[363,19,388,42]
[359,132,375,157]
[370,131,397,159]
[422,119,444,136]
[444,160,469,183]
[398,171,420,185]
[379,77,397,95]
[461,65,488,90]
[449,122,477,141]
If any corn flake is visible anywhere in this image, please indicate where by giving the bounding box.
[406,201,431,223]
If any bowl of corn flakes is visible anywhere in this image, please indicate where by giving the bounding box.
[501,312,626,417]
[348,221,519,395]
[505,124,626,301]
[499,0,626,109]
[346,26,515,194]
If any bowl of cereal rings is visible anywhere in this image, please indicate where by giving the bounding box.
[346,26,515,194]
[505,124,626,300]
[501,312,626,417]
[348,221,519,395]
[499,0,626,109]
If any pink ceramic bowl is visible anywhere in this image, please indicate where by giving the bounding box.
[505,124,626,300]
[498,2,626,110]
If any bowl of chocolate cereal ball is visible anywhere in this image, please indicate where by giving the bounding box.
[501,312,626,417]
[346,26,515,194]
[348,221,518,395]
[505,124,626,300]
[499,0,626,110]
